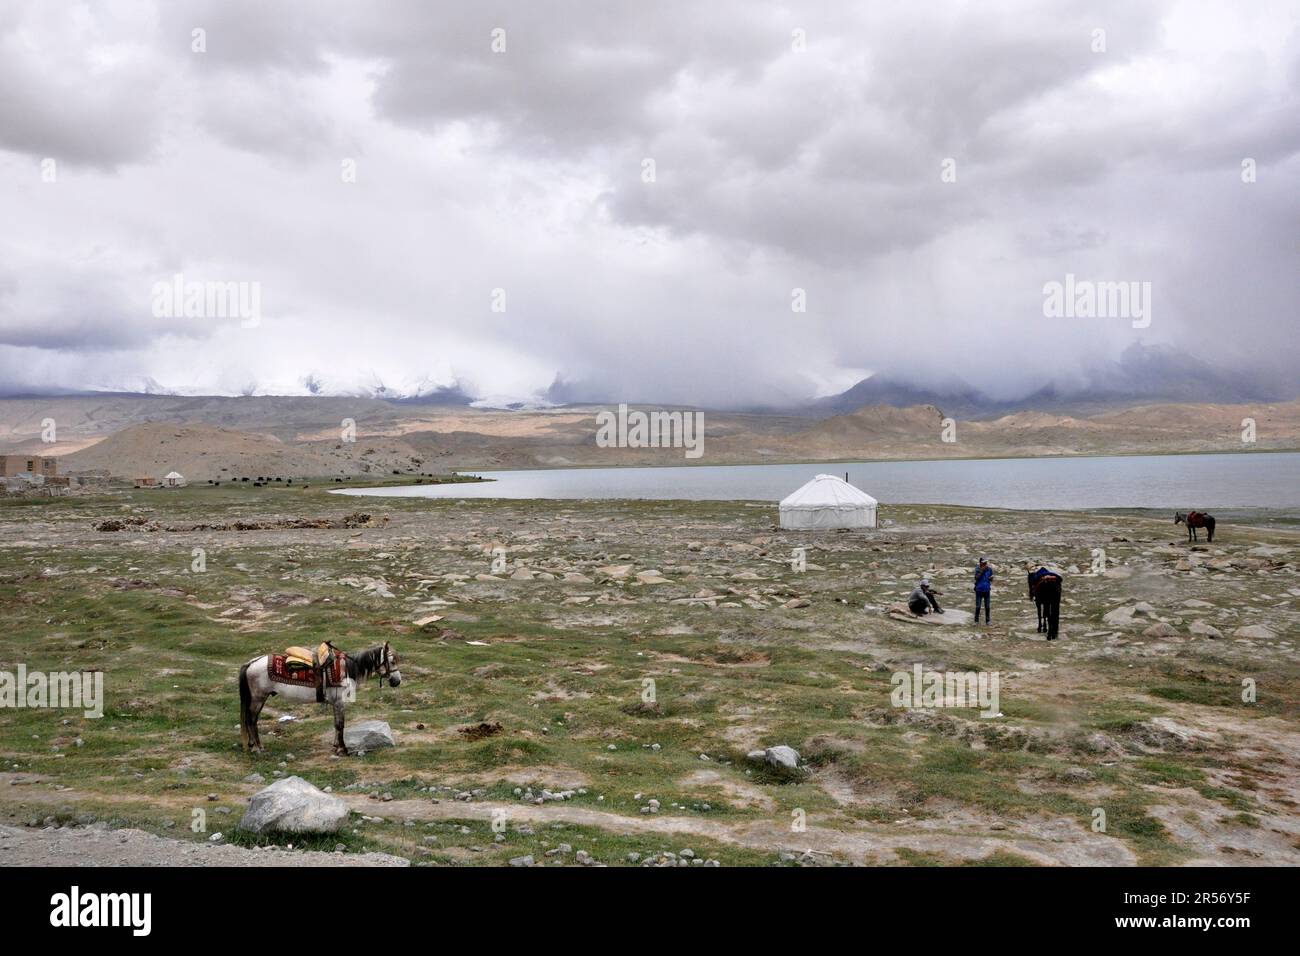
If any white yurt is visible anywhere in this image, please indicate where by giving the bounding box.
[163,471,187,488]
[779,474,877,530]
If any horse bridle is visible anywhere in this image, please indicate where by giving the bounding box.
[376,642,396,689]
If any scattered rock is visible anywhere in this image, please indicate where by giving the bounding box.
[1141,622,1179,638]
[343,721,395,752]
[1233,624,1277,640]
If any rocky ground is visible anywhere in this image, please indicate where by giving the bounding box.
[0,483,1296,866]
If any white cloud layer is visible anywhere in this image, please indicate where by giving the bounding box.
[1,0,1297,406]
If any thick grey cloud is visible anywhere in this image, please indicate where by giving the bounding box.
[0,0,1296,407]
[0,1,168,167]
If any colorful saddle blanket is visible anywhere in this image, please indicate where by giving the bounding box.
[267,652,346,688]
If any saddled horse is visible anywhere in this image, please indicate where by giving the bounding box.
[238,642,401,755]
[1027,568,1063,640]
[1174,511,1215,543]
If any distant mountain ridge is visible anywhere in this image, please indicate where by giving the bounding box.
[815,344,1298,418]
[4,394,1298,478]
[1,345,1292,415]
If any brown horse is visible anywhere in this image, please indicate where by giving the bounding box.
[1027,568,1062,640]
[1174,511,1215,543]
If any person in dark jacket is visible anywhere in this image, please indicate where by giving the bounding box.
[973,556,994,624]
[908,578,943,616]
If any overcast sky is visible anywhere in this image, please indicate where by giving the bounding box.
[1,0,1297,407]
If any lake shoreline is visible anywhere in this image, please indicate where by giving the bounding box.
[333,451,1300,513]
[452,445,1300,474]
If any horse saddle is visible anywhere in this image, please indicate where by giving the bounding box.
[268,644,346,693]
[1030,568,1061,592]
[284,643,331,671]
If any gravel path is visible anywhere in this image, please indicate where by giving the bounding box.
[0,823,408,867]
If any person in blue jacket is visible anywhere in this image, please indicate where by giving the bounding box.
[973,556,994,624]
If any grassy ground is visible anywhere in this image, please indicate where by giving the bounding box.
[1,482,1297,866]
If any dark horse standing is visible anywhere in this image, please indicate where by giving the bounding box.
[1027,568,1063,640]
[1174,511,1215,543]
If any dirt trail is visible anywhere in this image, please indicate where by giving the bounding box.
[0,774,1132,865]
[0,823,407,867]
[343,794,1135,866]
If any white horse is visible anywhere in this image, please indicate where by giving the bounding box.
[238,643,401,755]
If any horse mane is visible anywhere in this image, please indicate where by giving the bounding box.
[345,645,386,680]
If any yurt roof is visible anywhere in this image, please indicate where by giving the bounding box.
[779,474,877,510]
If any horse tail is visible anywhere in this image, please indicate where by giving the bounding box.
[238,661,253,753]
[1206,515,1215,541]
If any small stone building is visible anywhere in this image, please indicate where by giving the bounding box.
[0,455,58,478]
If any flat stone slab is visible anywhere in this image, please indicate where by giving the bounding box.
[888,604,973,626]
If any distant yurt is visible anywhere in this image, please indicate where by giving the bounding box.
[162,471,187,488]
[779,474,877,530]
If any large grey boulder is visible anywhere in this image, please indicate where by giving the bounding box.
[239,776,349,834]
[763,745,801,771]
[344,720,395,752]
[747,745,802,774]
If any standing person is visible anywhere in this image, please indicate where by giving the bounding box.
[973,556,994,625]
[908,578,943,616]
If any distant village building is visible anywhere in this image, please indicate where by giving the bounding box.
[163,471,187,488]
[134,476,158,488]
[0,455,58,478]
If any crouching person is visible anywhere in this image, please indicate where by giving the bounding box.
[908,578,943,616]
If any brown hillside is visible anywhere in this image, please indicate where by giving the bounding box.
[58,423,431,481]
